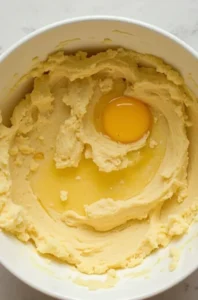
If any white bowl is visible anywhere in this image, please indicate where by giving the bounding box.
[1,16,198,300]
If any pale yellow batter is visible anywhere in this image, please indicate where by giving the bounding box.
[0,48,198,275]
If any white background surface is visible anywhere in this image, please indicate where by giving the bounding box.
[0,0,198,299]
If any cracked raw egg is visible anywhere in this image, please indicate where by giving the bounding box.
[102,96,152,143]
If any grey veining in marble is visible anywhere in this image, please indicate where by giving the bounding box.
[0,0,198,299]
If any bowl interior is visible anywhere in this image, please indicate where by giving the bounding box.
[0,17,198,300]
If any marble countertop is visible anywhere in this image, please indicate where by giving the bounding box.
[0,0,198,299]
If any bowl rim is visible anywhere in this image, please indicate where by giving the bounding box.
[0,14,198,300]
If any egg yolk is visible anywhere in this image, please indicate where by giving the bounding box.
[102,96,152,143]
